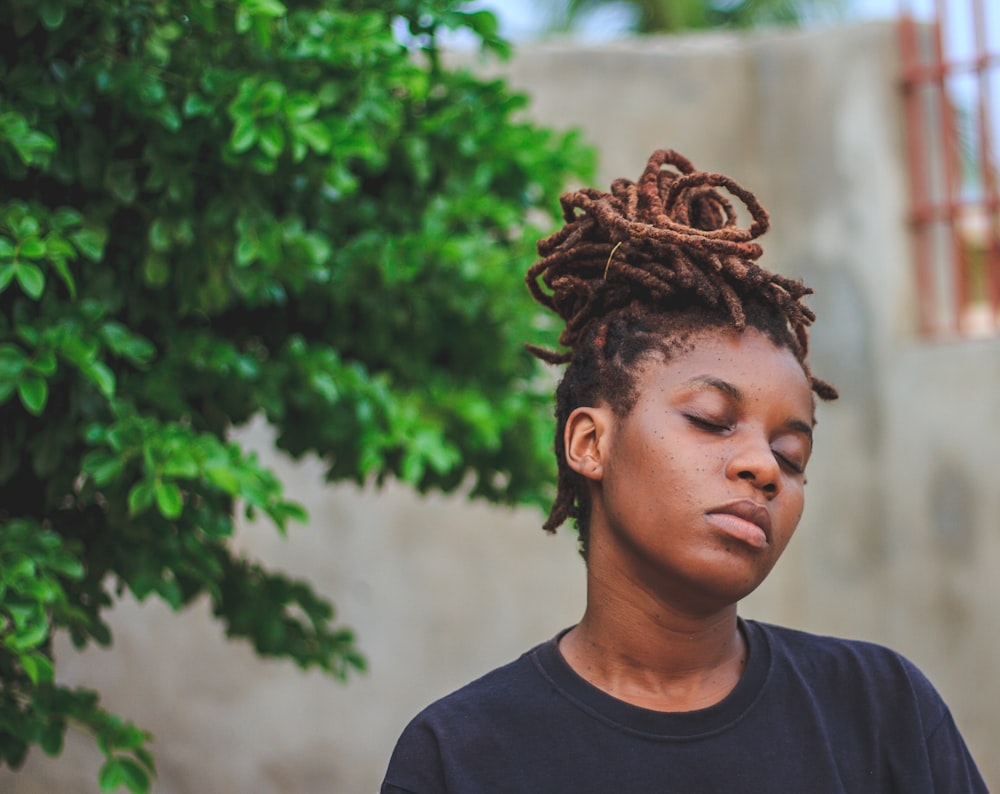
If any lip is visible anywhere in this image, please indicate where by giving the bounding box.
[706,499,772,549]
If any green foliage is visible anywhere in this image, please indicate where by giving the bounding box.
[543,0,844,34]
[0,0,593,788]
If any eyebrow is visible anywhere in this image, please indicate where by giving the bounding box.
[687,375,742,402]
[685,375,815,439]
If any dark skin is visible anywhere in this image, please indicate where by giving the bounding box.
[558,327,815,712]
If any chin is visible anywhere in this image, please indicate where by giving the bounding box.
[687,554,778,607]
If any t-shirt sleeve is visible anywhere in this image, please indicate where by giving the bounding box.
[380,715,446,794]
[924,707,989,793]
[897,651,989,793]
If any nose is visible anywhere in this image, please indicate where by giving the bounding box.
[725,431,780,496]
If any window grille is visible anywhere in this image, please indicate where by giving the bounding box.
[898,0,1000,336]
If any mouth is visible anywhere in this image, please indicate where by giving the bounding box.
[706,499,772,549]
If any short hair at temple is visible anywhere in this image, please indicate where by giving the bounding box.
[525,149,838,555]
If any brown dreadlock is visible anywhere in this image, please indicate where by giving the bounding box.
[525,149,837,554]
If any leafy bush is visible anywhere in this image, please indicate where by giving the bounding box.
[0,0,592,789]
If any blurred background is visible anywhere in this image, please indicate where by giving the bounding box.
[1,0,997,792]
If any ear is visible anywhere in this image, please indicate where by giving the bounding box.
[564,406,612,481]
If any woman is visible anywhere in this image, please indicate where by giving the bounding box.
[381,150,987,793]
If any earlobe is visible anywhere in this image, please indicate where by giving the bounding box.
[564,406,610,481]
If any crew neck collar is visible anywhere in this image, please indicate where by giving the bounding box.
[530,617,771,740]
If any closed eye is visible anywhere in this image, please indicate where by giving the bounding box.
[772,449,804,475]
[685,414,731,433]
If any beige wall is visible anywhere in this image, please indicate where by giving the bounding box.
[3,20,998,793]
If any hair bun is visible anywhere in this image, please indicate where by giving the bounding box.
[526,148,816,364]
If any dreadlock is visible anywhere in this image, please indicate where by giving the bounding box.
[525,149,838,554]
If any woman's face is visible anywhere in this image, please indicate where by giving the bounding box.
[573,327,815,614]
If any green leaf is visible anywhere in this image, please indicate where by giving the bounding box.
[85,454,123,486]
[98,758,125,792]
[155,577,183,610]
[70,227,107,262]
[161,454,198,478]
[16,323,40,346]
[296,120,332,154]
[234,5,252,33]
[8,619,49,652]
[255,81,286,114]
[31,350,57,376]
[0,344,28,379]
[21,652,55,684]
[51,207,83,228]
[40,721,65,756]
[242,0,286,19]
[7,603,37,631]
[10,214,40,239]
[148,219,170,252]
[83,361,116,398]
[15,263,45,298]
[204,464,241,494]
[276,500,308,524]
[153,481,183,519]
[473,9,501,38]
[310,371,338,402]
[229,118,257,153]
[285,95,319,123]
[100,322,155,365]
[107,164,138,203]
[142,254,170,287]
[235,231,257,266]
[0,263,15,291]
[39,0,66,29]
[18,374,48,415]
[127,481,155,516]
[19,237,46,259]
[257,121,285,158]
[0,379,17,403]
[118,757,151,794]
[152,104,182,132]
[50,555,84,580]
[182,93,214,118]
[48,254,77,298]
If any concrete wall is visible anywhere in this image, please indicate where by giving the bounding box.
[3,20,998,792]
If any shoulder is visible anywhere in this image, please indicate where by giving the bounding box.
[382,637,559,790]
[753,619,929,674]
[749,620,948,723]
[747,621,988,791]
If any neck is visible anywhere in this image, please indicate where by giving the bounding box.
[559,556,747,712]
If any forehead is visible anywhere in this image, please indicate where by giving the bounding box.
[635,328,814,415]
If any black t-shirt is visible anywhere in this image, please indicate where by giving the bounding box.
[382,619,987,793]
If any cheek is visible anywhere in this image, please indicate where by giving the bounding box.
[698,446,728,476]
[779,488,806,534]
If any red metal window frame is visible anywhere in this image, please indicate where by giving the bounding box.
[899,0,1000,337]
